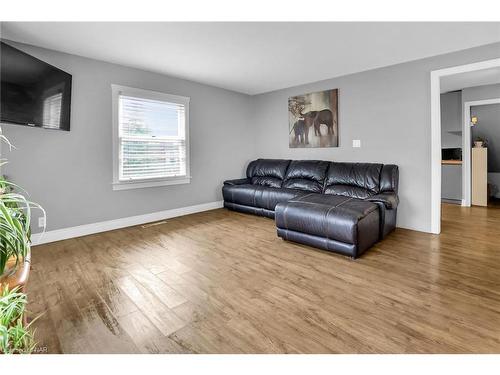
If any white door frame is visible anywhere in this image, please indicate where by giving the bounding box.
[462,97,500,207]
[430,58,500,234]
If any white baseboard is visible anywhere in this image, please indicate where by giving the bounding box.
[31,200,224,246]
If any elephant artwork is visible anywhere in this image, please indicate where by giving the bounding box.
[288,89,338,148]
[303,109,336,136]
[292,119,308,144]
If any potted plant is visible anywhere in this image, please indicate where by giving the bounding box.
[0,177,32,291]
[473,137,488,148]
[0,128,45,353]
[0,286,37,354]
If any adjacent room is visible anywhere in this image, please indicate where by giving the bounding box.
[1,20,500,359]
[438,70,500,265]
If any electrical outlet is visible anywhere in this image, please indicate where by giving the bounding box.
[352,139,361,148]
[38,217,46,228]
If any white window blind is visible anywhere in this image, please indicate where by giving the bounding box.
[118,94,187,182]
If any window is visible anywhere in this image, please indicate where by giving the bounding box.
[42,92,62,129]
[112,85,190,190]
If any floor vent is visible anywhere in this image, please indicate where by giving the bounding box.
[141,220,168,228]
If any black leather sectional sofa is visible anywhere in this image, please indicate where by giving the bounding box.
[223,159,399,258]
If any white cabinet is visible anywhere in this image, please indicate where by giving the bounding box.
[472,147,488,206]
[442,164,462,201]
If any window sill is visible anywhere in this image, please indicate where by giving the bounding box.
[112,177,191,191]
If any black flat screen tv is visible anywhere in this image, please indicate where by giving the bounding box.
[1,41,72,131]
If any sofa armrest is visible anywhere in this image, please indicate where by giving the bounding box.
[366,192,399,209]
[223,178,251,186]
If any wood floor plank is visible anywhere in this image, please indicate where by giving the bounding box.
[75,301,140,354]
[127,265,188,309]
[116,276,187,336]
[117,310,191,354]
[39,281,100,353]
[27,204,500,353]
[25,270,63,354]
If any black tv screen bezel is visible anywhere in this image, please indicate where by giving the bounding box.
[0,40,72,131]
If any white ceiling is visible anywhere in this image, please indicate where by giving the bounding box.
[2,22,500,95]
[441,67,500,93]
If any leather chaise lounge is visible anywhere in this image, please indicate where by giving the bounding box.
[222,159,399,258]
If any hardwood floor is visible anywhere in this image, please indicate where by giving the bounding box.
[27,204,500,353]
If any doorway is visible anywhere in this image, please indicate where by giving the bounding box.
[430,58,500,234]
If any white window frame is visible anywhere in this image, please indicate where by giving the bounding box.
[111,84,190,191]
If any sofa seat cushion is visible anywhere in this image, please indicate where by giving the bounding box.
[275,193,379,245]
[323,185,375,199]
[223,184,305,211]
[222,184,260,207]
[224,202,275,219]
[223,178,251,186]
[366,192,399,209]
[254,187,307,211]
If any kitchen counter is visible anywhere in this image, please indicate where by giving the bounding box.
[442,160,462,165]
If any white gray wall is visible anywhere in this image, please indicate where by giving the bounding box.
[1,41,255,232]
[489,173,500,198]
[441,91,463,148]
[2,39,500,235]
[463,83,500,104]
[250,42,500,233]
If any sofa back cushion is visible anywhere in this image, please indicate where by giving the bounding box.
[324,162,383,199]
[246,159,291,188]
[282,160,330,193]
[380,164,399,193]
